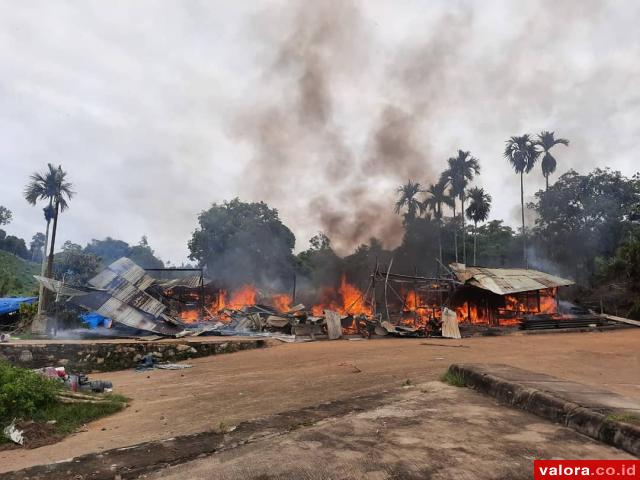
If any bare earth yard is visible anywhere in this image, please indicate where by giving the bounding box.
[1,329,638,473]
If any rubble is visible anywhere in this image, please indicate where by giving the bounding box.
[3,421,25,445]
[33,256,590,341]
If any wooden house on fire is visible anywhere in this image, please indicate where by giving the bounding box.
[448,264,574,326]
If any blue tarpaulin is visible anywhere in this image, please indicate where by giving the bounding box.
[0,297,37,316]
[79,312,112,329]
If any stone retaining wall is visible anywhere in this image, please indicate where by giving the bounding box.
[0,339,266,372]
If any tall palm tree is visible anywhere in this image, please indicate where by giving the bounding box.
[423,178,454,265]
[536,131,569,190]
[24,164,74,315]
[504,135,539,267]
[394,180,424,223]
[442,150,480,265]
[465,187,492,266]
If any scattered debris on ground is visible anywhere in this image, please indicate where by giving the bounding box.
[135,353,193,372]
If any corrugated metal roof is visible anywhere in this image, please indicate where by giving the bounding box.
[449,264,574,295]
[88,268,166,317]
[104,257,155,291]
[155,275,209,290]
[67,291,181,336]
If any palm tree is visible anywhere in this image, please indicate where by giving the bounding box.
[504,135,539,267]
[465,187,492,266]
[423,178,455,265]
[24,164,74,316]
[442,150,480,265]
[394,180,424,223]
[536,131,569,190]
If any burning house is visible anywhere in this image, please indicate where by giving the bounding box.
[447,264,574,326]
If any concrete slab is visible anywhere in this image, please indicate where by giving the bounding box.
[3,382,633,480]
[449,363,640,456]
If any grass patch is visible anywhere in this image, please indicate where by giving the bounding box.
[0,361,127,446]
[440,369,468,387]
[605,411,640,425]
[31,400,126,435]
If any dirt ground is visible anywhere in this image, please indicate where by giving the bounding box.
[1,329,638,473]
[141,382,635,480]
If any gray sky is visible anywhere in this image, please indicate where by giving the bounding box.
[1,0,638,264]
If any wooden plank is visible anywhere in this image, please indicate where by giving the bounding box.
[601,314,640,327]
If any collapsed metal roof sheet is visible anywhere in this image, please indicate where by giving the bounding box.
[89,267,166,317]
[449,264,574,295]
[67,290,181,336]
[104,257,155,291]
[155,275,209,290]
[34,257,184,336]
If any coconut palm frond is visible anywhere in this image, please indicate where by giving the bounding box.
[465,187,492,224]
[505,134,539,174]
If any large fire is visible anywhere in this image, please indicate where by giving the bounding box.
[272,293,292,312]
[176,276,559,331]
[310,274,372,317]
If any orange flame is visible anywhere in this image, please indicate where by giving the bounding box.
[311,274,371,317]
[272,293,292,312]
[227,285,257,310]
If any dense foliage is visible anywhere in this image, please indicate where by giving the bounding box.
[188,198,297,288]
[0,360,60,423]
[529,168,640,284]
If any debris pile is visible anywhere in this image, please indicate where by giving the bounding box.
[35,257,610,340]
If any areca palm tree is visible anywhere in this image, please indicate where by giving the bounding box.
[24,164,74,315]
[504,134,539,267]
[465,187,492,266]
[394,180,424,223]
[442,150,480,265]
[536,131,569,190]
[423,178,455,265]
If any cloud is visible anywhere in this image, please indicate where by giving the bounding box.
[0,0,638,262]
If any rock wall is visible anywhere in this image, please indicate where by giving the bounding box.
[0,339,266,373]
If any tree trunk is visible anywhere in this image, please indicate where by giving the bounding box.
[45,200,60,278]
[473,221,478,266]
[453,201,458,263]
[461,194,466,265]
[35,219,51,317]
[438,218,443,266]
[521,171,527,268]
[545,174,549,191]
[33,199,53,332]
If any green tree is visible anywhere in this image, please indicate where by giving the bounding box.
[530,168,638,284]
[0,206,12,226]
[394,180,425,224]
[465,187,492,266]
[188,198,296,288]
[24,164,74,316]
[54,241,101,284]
[473,220,519,267]
[85,237,130,265]
[423,178,454,265]
[536,131,569,190]
[504,135,539,267]
[441,150,480,264]
[128,236,164,269]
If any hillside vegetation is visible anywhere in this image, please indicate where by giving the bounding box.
[0,251,38,297]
